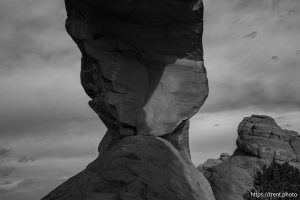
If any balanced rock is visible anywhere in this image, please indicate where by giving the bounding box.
[66,0,208,138]
[199,115,300,200]
[42,0,213,199]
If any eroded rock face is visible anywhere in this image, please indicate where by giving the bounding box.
[208,151,300,200]
[208,154,270,200]
[42,136,215,200]
[42,0,212,199]
[67,0,209,153]
[199,115,300,200]
[237,115,299,161]
[66,0,208,138]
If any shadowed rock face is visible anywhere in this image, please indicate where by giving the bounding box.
[43,136,214,200]
[42,0,213,200]
[198,115,300,200]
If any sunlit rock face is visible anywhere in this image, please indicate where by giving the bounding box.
[42,0,213,200]
[198,115,300,200]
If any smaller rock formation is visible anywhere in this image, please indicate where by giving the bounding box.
[219,152,231,161]
[197,153,230,179]
[198,115,300,200]
[237,115,299,161]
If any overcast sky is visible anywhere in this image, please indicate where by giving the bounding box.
[0,0,300,199]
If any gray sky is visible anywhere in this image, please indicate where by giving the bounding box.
[0,0,300,199]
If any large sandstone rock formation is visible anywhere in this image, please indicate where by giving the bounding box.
[42,0,214,200]
[237,115,299,161]
[199,115,300,200]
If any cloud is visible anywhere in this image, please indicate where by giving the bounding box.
[244,31,258,39]
[18,156,36,164]
[0,148,10,157]
[0,148,15,179]
[0,180,23,191]
[283,124,292,128]
[0,166,15,178]
[201,0,300,113]
[0,0,97,140]
[288,8,298,16]
[0,0,69,67]
[271,56,279,60]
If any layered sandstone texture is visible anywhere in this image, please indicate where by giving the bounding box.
[42,0,213,200]
[198,115,300,200]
